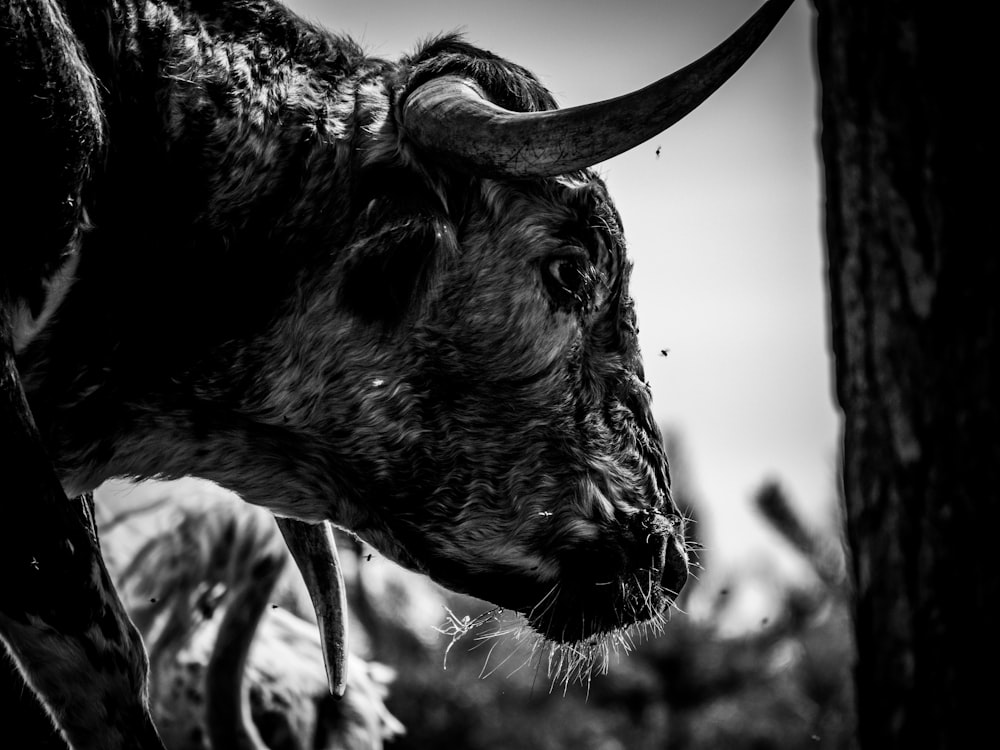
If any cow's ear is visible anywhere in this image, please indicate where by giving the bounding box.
[340,196,456,326]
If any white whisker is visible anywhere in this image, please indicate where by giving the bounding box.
[478,639,504,679]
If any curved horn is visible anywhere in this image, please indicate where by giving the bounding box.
[401,0,794,178]
[275,518,349,698]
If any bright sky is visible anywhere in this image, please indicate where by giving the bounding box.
[285,0,839,577]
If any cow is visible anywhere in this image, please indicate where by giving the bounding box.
[0,0,794,747]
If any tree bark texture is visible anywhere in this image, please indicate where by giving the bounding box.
[814,3,997,749]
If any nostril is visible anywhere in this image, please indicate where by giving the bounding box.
[626,510,688,598]
[661,535,688,598]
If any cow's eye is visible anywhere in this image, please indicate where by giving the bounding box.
[548,257,585,291]
[543,255,593,307]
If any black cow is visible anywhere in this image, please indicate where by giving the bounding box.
[0,1,794,747]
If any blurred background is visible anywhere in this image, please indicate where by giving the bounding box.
[84,2,853,748]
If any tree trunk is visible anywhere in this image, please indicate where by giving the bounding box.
[814,3,997,749]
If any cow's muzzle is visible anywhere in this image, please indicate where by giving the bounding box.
[523,509,688,644]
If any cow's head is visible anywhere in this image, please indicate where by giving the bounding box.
[330,165,689,646]
[247,0,792,670]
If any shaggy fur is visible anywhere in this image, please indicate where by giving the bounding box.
[2,0,691,745]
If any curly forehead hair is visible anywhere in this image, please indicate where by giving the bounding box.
[396,33,558,114]
[474,171,613,222]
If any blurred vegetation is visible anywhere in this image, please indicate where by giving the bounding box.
[378,588,856,750]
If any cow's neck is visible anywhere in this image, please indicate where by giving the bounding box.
[15,1,389,504]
